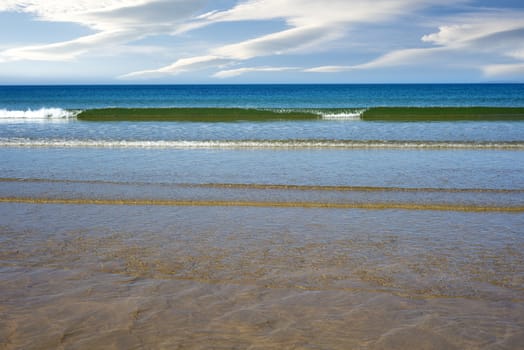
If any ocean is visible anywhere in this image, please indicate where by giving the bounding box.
[1,84,523,349]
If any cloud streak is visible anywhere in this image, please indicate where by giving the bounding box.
[0,0,207,62]
[305,10,524,78]
[483,63,524,77]
[126,23,343,78]
[213,66,299,79]
[124,0,463,78]
[1,1,524,81]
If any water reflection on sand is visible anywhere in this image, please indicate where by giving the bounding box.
[1,203,523,349]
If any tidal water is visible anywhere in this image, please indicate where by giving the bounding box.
[1,84,523,349]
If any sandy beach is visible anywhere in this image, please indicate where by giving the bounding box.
[2,201,523,349]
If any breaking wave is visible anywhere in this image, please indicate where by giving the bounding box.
[0,108,79,123]
[266,108,364,120]
[320,110,364,120]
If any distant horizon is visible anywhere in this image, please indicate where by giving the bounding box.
[2,82,524,87]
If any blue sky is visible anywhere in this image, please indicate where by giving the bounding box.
[0,0,523,84]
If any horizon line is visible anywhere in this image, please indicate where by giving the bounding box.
[1,82,524,87]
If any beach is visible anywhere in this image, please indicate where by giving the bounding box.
[2,202,523,348]
[1,84,524,348]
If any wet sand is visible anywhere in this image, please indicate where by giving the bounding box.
[1,202,523,349]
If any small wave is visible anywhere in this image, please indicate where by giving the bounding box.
[320,110,364,120]
[265,108,364,120]
[1,177,521,193]
[0,108,79,123]
[0,197,522,212]
[1,138,523,150]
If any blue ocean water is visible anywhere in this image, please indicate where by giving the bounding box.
[1,84,524,145]
[1,84,523,189]
[1,84,524,109]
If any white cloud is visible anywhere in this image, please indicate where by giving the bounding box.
[506,49,524,60]
[304,65,353,73]
[126,23,342,78]
[0,0,200,30]
[213,66,299,78]
[2,0,524,80]
[305,47,448,72]
[213,25,340,60]
[0,0,207,61]
[125,0,462,78]
[354,47,449,69]
[306,10,524,78]
[482,63,524,77]
[198,0,416,26]
[121,55,231,79]
[421,13,524,47]
[1,30,136,61]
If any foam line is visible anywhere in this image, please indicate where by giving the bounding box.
[1,139,523,150]
[0,108,79,122]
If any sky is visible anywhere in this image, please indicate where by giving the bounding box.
[0,0,523,84]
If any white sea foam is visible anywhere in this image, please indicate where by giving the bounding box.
[320,110,364,120]
[267,108,364,120]
[0,108,79,123]
[1,138,523,150]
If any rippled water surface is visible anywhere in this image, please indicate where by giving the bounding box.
[1,85,524,349]
[1,203,523,349]
[2,119,524,142]
[1,147,523,349]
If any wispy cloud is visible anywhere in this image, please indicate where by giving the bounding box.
[121,55,231,79]
[306,10,524,78]
[305,47,449,72]
[482,63,524,77]
[124,0,462,78]
[126,24,343,78]
[213,66,299,78]
[0,0,207,62]
[1,0,524,81]
[1,30,136,61]
[303,65,353,73]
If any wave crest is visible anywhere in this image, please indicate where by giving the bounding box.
[268,108,364,120]
[320,110,364,120]
[0,108,79,123]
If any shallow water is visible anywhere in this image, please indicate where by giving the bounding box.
[1,203,523,349]
[1,84,524,349]
[1,147,524,348]
[2,148,524,189]
[3,119,524,142]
